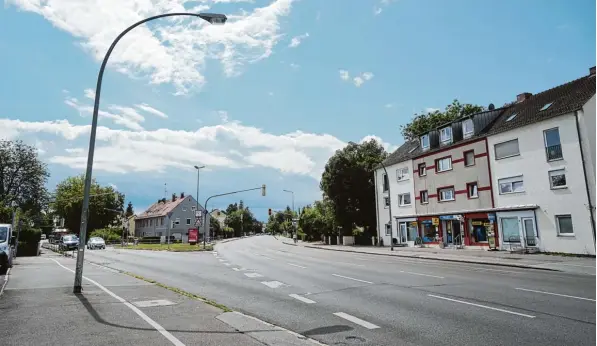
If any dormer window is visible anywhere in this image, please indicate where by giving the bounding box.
[440,127,452,144]
[420,134,430,150]
[462,119,474,139]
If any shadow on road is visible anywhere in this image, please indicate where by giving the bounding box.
[301,324,354,336]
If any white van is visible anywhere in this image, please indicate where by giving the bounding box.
[0,224,15,274]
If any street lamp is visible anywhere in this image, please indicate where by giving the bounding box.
[194,165,205,243]
[282,189,295,213]
[73,12,227,294]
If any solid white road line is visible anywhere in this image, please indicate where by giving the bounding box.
[0,267,11,297]
[287,263,307,269]
[260,255,274,260]
[399,271,444,279]
[333,312,380,329]
[332,274,373,284]
[244,272,264,278]
[218,259,225,262]
[515,288,596,302]
[428,294,536,318]
[223,263,231,266]
[231,268,240,271]
[336,261,366,267]
[261,281,286,288]
[289,294,316,304]
[49,258,186,346]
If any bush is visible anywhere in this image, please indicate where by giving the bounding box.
[90,228,121,242]
[17,241,40,256]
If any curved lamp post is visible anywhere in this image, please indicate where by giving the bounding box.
[73,12,227,294]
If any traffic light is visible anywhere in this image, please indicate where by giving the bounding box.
[261,184,267,196]
[268,208,272,216]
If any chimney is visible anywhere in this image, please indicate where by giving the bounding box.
[180,192,185,199]
[171,193,176,202]
[161,198,166,203]
[488,103,495,110]
[590,66,596,76]
[516,92,532,103]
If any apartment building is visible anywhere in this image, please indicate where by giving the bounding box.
[486,68,596,255]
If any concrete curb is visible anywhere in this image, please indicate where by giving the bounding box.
[282,242,560,272]
[0,267,11,298]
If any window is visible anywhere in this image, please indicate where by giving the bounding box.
[498,176,525,194]
[467,182,478,198]
[384,197,390,208]
[191,206,196,211]
[549,169,567,189]
[436,157,452,172]
[396,167,409,181]
[175,218,180,225]
[544,128,563,161]
[500,217,520,243]
[398,193,411,206]
[421,134,430,150]
[400,222,418,242]
[420,190,429,204]
[385,223,391,236]
[494,139,520,159]
[149,219,153,226]
[186,218,191,225]
[556,215,574,236]
[418,163,427,176]
[462,119,474,138]
[506,113,517,122]
[160,217,164,226]
[382,174,389,192]
[539,102,553,111]
[440,127,452,143]
[182,207,187,212]
[438,187,455,202]
[464,150,475,166]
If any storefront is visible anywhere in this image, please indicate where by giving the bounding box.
[439,215,464,247]
[395,217,418,246]
[495,210,538,251]
[418,216,440,245]
[463,212,498,248]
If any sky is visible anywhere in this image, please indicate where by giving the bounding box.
[0,0,595,221]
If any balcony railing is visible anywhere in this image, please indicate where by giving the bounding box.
[546,144,563,161]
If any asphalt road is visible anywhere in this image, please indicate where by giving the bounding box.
[82,235,596,346]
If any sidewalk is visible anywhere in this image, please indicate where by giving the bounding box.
[281,239,596,275]
[0,252,324,346]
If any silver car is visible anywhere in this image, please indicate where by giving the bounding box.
[87,237,106,250]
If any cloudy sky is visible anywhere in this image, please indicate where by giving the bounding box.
[0,0,595,220]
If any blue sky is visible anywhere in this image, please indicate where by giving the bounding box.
[0,0,595,221]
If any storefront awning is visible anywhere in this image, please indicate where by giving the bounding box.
[392,204,539,219]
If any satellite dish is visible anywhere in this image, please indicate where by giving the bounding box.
[488,103,495,110]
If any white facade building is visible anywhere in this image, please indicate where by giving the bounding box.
[486,71,596,255]
[375,143,417,247]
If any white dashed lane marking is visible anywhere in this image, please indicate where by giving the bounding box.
[287,263,307,269]
[244,273,264,278]
[515,288,596,302]
[333,312,380,329]
[332,274,373,284]
[428,294,535,318]
[289,294,316,304]
[261,281,286,289]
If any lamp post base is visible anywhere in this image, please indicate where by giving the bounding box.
[73,285,83,294]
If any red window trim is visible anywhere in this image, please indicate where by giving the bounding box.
[437,185,455,202]
[463,149,475,167]
[419,190,429,204]
[418,163,427,176]
[434,155,453,174]
[466,181,479,199]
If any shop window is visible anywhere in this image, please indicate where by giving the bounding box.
[418,163,426,176]
[420,190,429,204]
[549,169,567,189]
[464,150,475,166]
[556,215,574,236]
[500,217,520,243]
[469,220,488,243]
[398,193,411,206]
[421,222,437,243]
[407,222,418,242]
[467,182,478,198]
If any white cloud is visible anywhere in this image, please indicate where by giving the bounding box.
[425,107,440,113]
[374,0,396,15]
[6,0,296,94]
[339,70,374,87]
[84,88,95,99]
[373,7,383,15]
[288,32,309,48]
[135,103,168,119]
[65,95,146,131]
[289,62,300,69]
[384,103,393,109]
[360,135,398,153]
[65,148,84,154]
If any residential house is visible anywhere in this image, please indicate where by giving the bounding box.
[135,193,208,241]
[210,209,227,228]
[374,144,417,246]
[486,67,596,255]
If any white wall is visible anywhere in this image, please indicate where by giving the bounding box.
[375,160,416,246]
[579,95,596,221]
[487,113,595,255]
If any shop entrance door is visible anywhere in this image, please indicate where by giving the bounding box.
[398,222,408,244]
[522,218,537,247]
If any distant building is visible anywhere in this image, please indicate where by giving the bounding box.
[135,193,208,241]
[210,209,227,228]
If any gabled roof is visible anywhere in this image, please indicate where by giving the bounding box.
[136,196,191,220]
[487,73,596,136]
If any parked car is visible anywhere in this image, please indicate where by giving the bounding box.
[0,224,14,275]
[87,237,106,250]
[41,234,46,240]
[59,234,79,251]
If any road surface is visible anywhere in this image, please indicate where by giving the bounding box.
[81,235,596,346]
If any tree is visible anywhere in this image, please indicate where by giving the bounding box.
[125,202,134,218]
[320,139,387,237]
[400,99,485,141]
[0,140,50,222]
[52,175,124,238]
[210,216,222,238]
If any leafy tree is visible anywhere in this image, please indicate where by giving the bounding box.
[52,175,124,238]
[210,215,222,238]
[400,99,485,141]
[320,139,387,237]
[0,140,50,222]
[225,203,238,215]
[125,202,134,218]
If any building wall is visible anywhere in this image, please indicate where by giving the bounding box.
[375,160,416,246]
[135,196,208,238]
[413,139,493,215]
[579,95,596,226]
[487,113,595,255]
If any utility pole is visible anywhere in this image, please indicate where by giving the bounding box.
[194,165,205,244]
